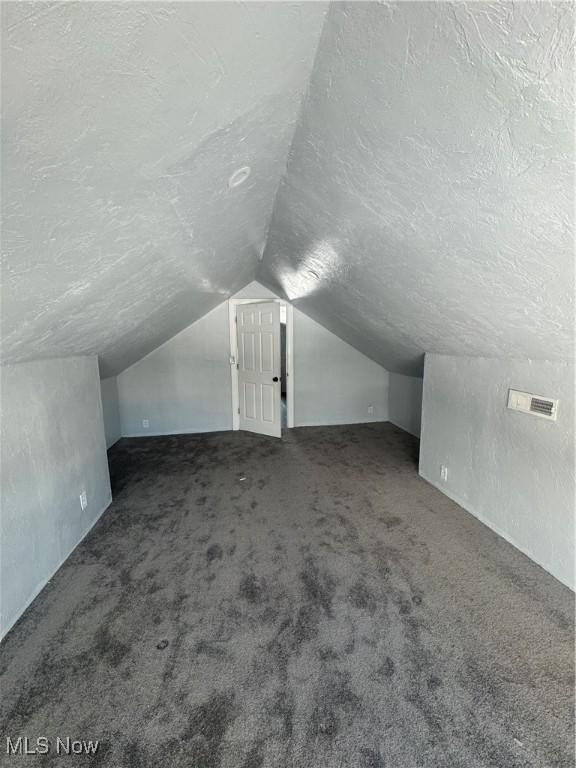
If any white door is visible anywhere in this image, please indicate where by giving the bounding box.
[236,301,281,438]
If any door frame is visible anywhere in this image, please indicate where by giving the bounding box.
[229,298,294,431]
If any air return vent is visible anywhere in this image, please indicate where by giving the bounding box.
[507,389,558,421]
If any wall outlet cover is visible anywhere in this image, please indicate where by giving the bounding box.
[79,490,87,511]
[440,465,448,482]
[367,405,374,416]
[142,419,150,428]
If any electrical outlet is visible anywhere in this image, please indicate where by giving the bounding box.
[367,405,374,416]
[440,465,448,482]
[142,419,149,429]
[79,490,87,511]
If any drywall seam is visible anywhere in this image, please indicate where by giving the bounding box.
[420,472,573,591]
[256,3,331,265]
[388,373,423,437]
[1,495,111,641]
[100,376,121,448]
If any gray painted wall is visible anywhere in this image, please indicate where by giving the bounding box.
[389,374,423,437]
[1,356,111,639]
[100,377,121,448]
[294,311,388,427]
[420,354,574,589]
[118,302,233,437]
[117,283,389,435]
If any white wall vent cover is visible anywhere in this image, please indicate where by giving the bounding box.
[507,389,558,421]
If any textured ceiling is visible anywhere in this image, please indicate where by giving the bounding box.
[2,2,574,379]
[1,1,327,376]
[259,1,575,375]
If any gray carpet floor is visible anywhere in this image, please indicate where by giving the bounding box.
[1,423,573,767]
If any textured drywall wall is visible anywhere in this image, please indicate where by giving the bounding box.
[420,355,575,589]
[260,1,575,374]
[118,302,233,437]
[100,376,121,449]
[117,282,389,435]
[1,2,327,376]
[389,374,423,437]
[1,357,111,638]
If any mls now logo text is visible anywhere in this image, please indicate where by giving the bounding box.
[6,736,99,756]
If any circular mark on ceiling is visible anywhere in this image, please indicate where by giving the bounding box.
[228,166,251,189]
[307,269,320,280]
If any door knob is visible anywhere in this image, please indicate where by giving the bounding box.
[272,376,279,382]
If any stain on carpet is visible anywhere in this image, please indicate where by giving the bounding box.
[0,424,573,767]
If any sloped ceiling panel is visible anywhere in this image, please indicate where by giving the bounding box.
[260,2,574,375]
[1,1,327,376]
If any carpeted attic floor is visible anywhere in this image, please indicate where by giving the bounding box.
[0,424,574,768]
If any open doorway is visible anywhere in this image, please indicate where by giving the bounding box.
[280,304,287,427]
[229,297,294,435]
